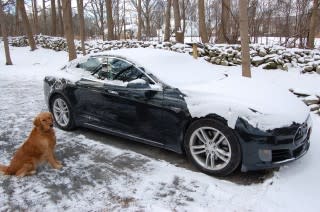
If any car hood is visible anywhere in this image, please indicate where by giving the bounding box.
[181,76,309,131]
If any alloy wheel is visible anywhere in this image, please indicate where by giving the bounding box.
[52,98,70,127]
[189,127,232,171]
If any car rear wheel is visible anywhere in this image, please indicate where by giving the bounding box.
[51,95,75,130]
[184,119,241,176]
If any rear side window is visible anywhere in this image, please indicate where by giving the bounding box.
[78,57,102,73]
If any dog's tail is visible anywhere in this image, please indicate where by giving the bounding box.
[0,164,8,175]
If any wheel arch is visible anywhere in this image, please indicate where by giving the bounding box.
[181,113,230,153]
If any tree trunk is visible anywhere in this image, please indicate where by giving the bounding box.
[77,0,86,55]
[51,0,57,35]
[106,0,114,40]
[164,0,171,41]
[99,0,105,40]
[137,0,142,40]
[15,0,21,35]
[18,1,37,51]
[172,0,184,43]
[239,0,251,78]
[123,0,126,40]
[198,0,208,43]
[145,11,151,39]
[216,0,230,43]
[62,0,77,61]
[307,0,319,49]
[116,0,120,39]
[57,0,64,36]
[42,0,47,34]
[32,0,39,34]
[182,0,186,34]
[0,1,13,65]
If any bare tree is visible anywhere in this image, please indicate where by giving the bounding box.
[62,0,77,60]
[18,1,37,51]
[216,0,230,43]
[42,0,47,34]
[307,0,319,49]
[32,0,39,34]
[143,0,151,39]
[123,0,126,39]
[57,0,64,36]
[198,0,208,43]
[181,0,186,34]
[164,0,171,41]
[89,0,105,40]
[172,0,184,43]
[137,0,142,40]
[115,0,120,39]
[106,0,114,40]
[0,0,13,65]
[15,0,22,35]
[51,0,57,35]
[239,0,251,78]
[77,0,86,55]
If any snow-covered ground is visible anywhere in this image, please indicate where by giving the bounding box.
[0,45,320,211]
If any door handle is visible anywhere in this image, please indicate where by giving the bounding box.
[107,90,119,95]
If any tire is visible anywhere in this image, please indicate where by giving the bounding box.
[50,95,75,131]
[184,118,241,176]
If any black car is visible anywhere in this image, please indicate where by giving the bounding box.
[44,48,312,176]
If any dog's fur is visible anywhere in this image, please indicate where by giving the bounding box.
[0,112,62,177]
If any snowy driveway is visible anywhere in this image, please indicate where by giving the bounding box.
[0,46,320,211]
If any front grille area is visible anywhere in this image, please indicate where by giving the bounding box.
[293,145,304,157]
[272,149,291,162]
[272,131,310,163]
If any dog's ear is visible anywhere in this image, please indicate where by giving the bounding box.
[33,116,41,127]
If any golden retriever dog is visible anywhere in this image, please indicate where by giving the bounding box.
[0,112,62,177]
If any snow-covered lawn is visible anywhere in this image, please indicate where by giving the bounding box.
[0,45,320,211]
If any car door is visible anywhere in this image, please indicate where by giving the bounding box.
[103,83,164,143]
[100,59,165,144]
[74,78,114,126]
[72,56,114,126]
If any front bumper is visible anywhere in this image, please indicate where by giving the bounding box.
[235,117,311,172]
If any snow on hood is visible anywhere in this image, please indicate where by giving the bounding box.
[183,76,310,131]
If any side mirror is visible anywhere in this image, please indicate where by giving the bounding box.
[127,79,150,89]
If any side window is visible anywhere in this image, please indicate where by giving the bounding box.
[116,66,153,84]
[116,66,142,82]
[97,58,132,80]
[78,57,102,73]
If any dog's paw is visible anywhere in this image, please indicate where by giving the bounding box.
[54,164,63,170]
[56,160,62,166]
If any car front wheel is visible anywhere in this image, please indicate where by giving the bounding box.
[51,95,75,130]
[184,119,241,176]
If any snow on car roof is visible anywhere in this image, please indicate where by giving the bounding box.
[94,48,226,87]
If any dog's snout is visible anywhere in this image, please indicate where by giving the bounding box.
[50,124,53,128]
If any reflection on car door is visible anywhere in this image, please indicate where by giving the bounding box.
[102,83,164,145]
[75,78,114,126]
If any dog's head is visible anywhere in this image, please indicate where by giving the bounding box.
[33,112,54,132]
